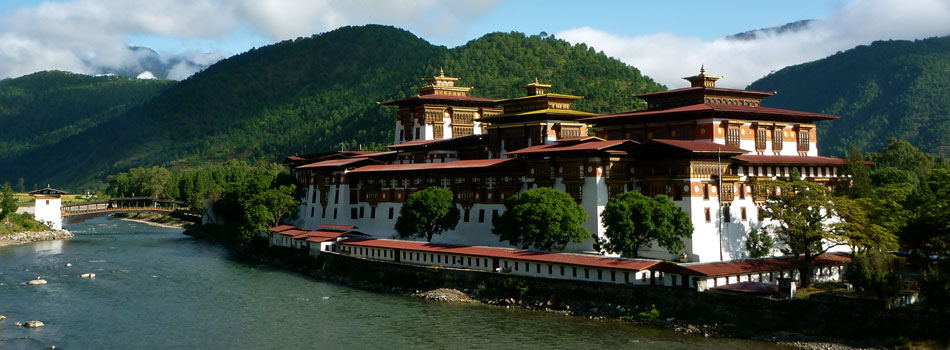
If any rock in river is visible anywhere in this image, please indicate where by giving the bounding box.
[81,273,96,278]
[24,320,45,328]
[27,277,48,285]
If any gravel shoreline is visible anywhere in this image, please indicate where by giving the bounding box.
[0,229,74,247]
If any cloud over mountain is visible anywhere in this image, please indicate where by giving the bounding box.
[557,0,950,88]
[0,0,498,80]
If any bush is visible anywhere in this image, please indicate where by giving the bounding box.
[636,304,660,321]
[920,264,950,313]
[844,249,902,298]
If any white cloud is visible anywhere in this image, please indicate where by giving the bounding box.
[136,71,156,79]
[557,0,950,88]
[0,0,499,80]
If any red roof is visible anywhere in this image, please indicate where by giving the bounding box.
[580,103,837,125]
[388,134,486,151]
[380,94,497,106]
[297,158,377,169]
[293,230,349,240]
[635,86,774,98]
[733,155,846,166]
[647,139,748,154]
[352,151,397,158]
[506,140,633,155]
[675,253,851,277]
[306,236,337,243]
[348,158,521,173]
[276,228,308,237]
[267,225,297,233]
[318,224,358,230]
[339,238,660,271]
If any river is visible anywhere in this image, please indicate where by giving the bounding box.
[0,216,785,349]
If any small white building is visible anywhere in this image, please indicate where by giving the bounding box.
[29,187,68,230]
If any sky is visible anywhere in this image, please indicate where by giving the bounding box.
[0,0,948,87]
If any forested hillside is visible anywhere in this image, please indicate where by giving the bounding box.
[0,25,664,190]
[0,71,173,189]
[748,36,950,156]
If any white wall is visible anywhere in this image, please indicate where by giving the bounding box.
[34,197,62,230]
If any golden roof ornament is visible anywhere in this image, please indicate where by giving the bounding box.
[683,65,722,88]
[522,77,552,96]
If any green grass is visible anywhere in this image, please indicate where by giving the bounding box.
[0,213,50,235]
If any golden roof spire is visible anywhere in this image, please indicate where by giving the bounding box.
[683,65,722,88]
[522,78,552,96]
[418,68,469,96]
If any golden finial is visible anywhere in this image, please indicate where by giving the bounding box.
[534,76,539,83]
[700,64,705,74]
[439,67,444,77]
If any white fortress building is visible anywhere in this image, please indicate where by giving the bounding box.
[285,68,847,263]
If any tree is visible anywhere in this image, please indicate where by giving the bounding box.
[745,227,774,258]
[598,191,692,258]
[839,145,872,198]
[845,248,902,298]
[0,184,17,221]
[395,187,460,242]
[832,196,898,253]
[14,178,25,193]
[758,173,846,287]
[492,187,588,251]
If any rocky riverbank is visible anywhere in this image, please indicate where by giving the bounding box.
[0,229,73,247]
[113,212,189,229]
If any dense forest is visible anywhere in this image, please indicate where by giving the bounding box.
[748,36,950,157]
[0,25,664,191]
[0,72,173,189]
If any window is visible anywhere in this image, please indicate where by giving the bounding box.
[492,210,498,222]
[573,267,577,277]
[585,268,590,279]
[311,189,317,203]
[611,271,616,282]
[478,209,485,223]
[333,208,337,219]
[388,207,394,220]
[514,262,519,271]
[703,183,710,200]
[464,209,470,222]
[739,184,746,199]
[597,270,602,280]
[548,265,553,274]
[359,206,364,218]
[334,190,339,204]
[726,126,740,147]
[755,128,767,150]
[741,207,747,221]
[370,207,376,219]
[310,207,315,217]
[704,208,711,222]
[722,205,731,222]
[561,266,565,276]
[773,128,784,151]
[797,129,810,152]
[415,127,420,140]
[351,208,358,220]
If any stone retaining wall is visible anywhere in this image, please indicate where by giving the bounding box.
[0,230,73,245]
[300,249,948,338]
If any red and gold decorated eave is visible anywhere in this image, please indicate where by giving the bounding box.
[580,103,838,126]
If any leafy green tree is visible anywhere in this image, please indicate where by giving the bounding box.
[745,227,774,258]
[845,248,902,298]
[758,172,846,287]
[839,145,872,198]
[14,178,25,193]
[395,187,460,242]
[920,264,950,313]
[0,184,17,221]
[492,187,588,251]
[597,191,692,258]
[833,196,898,252]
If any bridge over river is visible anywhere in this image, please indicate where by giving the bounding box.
[61,197,197,224]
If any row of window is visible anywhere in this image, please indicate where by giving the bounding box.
[725,127,810,152]
[703,205,756,223]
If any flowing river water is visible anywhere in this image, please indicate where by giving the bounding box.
[0,216,786,349]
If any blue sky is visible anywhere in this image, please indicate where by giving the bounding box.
[0,0,947,86]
